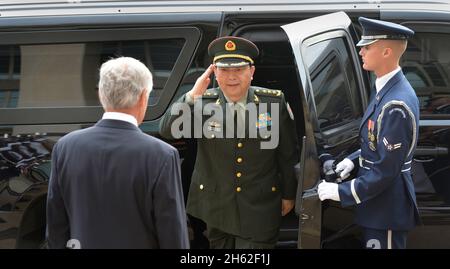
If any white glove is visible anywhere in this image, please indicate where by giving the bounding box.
[335,158,354,180]
[322,159,335,174]
[318,180,340,201]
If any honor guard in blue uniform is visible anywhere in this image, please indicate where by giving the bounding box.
[160,37,299,248]
[318,17,420,249]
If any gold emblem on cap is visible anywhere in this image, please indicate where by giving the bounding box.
[225,40,236,51]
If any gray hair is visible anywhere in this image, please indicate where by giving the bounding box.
[98,57,153,110]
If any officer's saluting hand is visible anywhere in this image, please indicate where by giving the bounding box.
[188,64,215,100]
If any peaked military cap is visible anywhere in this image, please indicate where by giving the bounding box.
[208,36,259,68]
[357,17,415,47]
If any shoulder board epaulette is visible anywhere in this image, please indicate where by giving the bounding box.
[254,88,282,97]
[202,90,219,98]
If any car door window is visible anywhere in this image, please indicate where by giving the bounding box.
[0,39,184,109]
[0,27,200,125]
[304,37,363,132]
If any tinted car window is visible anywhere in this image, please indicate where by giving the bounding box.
[402,32,450,116]
[0,39,184,109]
[304,37,363,131]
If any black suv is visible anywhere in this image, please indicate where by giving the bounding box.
[0,0,449,248]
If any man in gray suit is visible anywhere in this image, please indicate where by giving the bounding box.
[46,57,189,249]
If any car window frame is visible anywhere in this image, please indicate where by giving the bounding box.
[302,30,366,147]
[0,26,200,125]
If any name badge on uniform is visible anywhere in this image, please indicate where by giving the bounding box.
[256,112,272,129]
[207,121,222,132]
[368,119,377,151]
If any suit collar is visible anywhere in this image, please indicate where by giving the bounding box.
[95,119,141,131]
[214,87,259,137]
[375,67,401,93]
[358,71,405,134]
[247,87,260,105]
[214,87,259,106]
[102,112,138,127]
[359,98,377,133]
[215,88,226,107]
[222,90,248,106]
[375,70,404,104]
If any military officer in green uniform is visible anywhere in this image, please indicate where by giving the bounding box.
[159,36,298,248]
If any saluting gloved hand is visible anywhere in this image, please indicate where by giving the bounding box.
[318,180,340,202]
[335,158,354,180]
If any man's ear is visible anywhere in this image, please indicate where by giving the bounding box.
[137,89,147,108]
[137,89,149,124]
[137,89,147,109]
[383,47,392,58]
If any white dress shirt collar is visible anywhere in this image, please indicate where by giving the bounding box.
[375,66,401,94]
[102,112,138,127]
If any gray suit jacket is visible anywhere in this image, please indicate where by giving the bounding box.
[46,119,189,248]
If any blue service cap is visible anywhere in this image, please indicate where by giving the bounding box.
[357,17,414,47]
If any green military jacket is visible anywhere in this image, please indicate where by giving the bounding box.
[159,86,298,238]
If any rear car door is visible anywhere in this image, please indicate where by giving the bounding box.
[282,11,370,248]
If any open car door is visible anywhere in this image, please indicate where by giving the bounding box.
[282,11,369,248]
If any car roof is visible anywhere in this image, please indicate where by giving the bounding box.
[0,0,449,18]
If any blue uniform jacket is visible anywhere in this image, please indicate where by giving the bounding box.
[338,71,421,230]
